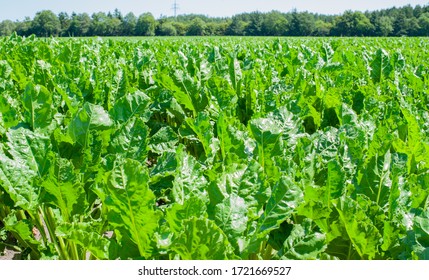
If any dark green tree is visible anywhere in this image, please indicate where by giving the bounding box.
[58,12,71,36]
[313,20,332,36]
[244,12,264,36]
[225,16,247,35]
[261,11,288,36]
[418,12,429,36]
[331,11,374,36]
[121,12,137,36]
[90,12,110,36]
[107,16,122,36]
[32,10,61,36]
[172,21,188,36]
[156,22,177,36]
[0,20,16,36]
[136,13,157,36]
[68,13,91,36]
[289,11,315,36]
[374,16,394,36]
[15,17,33,36]
[187,18,206,36]
[393,12,408,36]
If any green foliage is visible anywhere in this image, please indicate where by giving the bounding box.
[4,4,429,37]
[1,36,429,260]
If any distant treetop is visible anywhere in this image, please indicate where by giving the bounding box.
[1,4,429,37]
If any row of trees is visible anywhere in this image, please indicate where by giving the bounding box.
[1,5,429,37]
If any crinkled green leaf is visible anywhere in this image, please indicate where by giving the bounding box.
[279,219,327,260]
[370,49,392,83]
[110,91,152,123]
[334,196,382,259]
[4,213,41,258]
[104,158,161,258]
[214,194,248,240]
[326,160,344,199]
[217,113,255,163]
[155,73,196,116]
[22,82,54,129]
[357,150,392,207]
[0,128,51,211]
[184,112,219,163]
[165,196,207,233]
[56,221,110,260]
[256,176,304,236]
[68,102,113,147]
[171,217,236,260]
[42,157,86,221]
[109,117,149,161]
[0,94,19,130]
[148,126,178,154]
[172,145,208,204]
[209,160,269,219]
[249,118,283,178]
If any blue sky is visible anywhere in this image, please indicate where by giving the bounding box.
[0,0,428,21]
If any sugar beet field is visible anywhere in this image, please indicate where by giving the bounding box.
[0,35,429,260]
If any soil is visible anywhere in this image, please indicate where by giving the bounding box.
[0,248,20,260]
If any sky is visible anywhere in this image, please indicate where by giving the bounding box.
[0,0,428,21]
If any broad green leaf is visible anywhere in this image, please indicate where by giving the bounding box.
[165,196,207,233]
[214,194,248,240]
[269,106,304,148]
[366,126,393,160]
[313,128,341,164]
[155,73,196,116]
[0,94,19,130]
[207,77,237,113]
[184,112,219,163]
[338,123,368,162]
[0,128,51,211]
[172,145,208,204]
[357,150,392,207]
[249,118,283,176]
[171,217,236,260]
[150,151,177,181]
[68,102,113,147]
[110,91,152,123]
[109,117,149,161]
[209,160,269,220]
[297,160,344,234]
[297,183,331,229]
[334,196,382,259]
[4,213,42,258]
[6,128,51,178]
[172,69,208,112]
[256,176,303,236]
[320,43,334,64]
[0,154,39,211]
[22,83,54,129]
[108,227,141,260]
[279,219,327,260]
[148,126,179,154]
[104,158,161,258]
[217,114,255,163]
[228,56,242,91]
[326,160,344,199]
[398,210,429,260]
[42,157,86,221]
[370,49,392,83]
[56,221,110,260]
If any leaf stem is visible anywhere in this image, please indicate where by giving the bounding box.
[41,206,69,260]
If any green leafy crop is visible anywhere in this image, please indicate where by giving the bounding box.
[1,35,429,260]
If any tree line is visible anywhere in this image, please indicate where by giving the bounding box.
[1,4,429,37]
